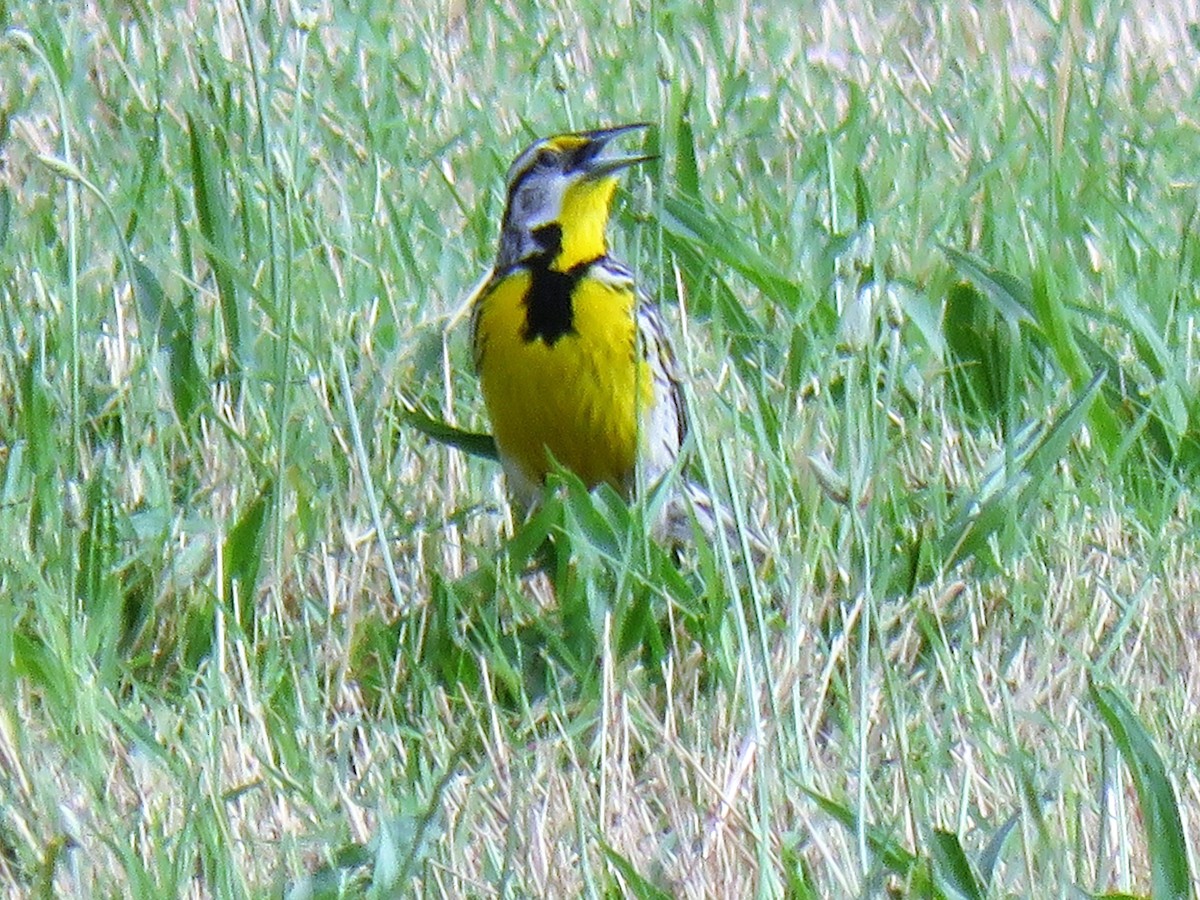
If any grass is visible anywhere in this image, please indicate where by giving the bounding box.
[1,0,1198,896]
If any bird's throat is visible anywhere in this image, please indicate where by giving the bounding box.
[552,177,617,271]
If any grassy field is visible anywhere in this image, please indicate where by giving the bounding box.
[2,0,1198,896]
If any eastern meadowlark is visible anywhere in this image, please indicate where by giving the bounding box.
[470,124,688,520]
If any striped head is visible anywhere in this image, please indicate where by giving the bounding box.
[494,124,654,273]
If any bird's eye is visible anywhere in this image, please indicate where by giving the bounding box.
[533,148,555,169]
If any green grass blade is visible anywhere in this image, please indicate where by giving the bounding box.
[931,830,984,900]
[1113,290,1188,435]
[1029,263,1089,386]
[853,166,871,228]
[943,280,1015,418]
[1089,679,1191,900]
[661,193,798,302]
[977,811,1020,890]
[940,371,1103,571]
[940,245,1035,325]
[0,183,10,251]
[804,789,926,883]
[671,92,701,199]
[284,841,371,899]
[223,479,272,632]
[131,259,204,430]
[941,247,1128,457]
[76,464,121,678]
[1014,370,1105,494]
[400,399,498,461]
[188,112,245,384]
[599,841,673,900]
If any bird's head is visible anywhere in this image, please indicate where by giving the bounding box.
[495,123,654,272]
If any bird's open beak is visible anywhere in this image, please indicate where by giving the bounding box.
[579,123,657,178]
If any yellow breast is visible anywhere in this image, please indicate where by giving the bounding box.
[473,266,653,498]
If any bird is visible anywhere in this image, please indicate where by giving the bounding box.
[469,123,689,525]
